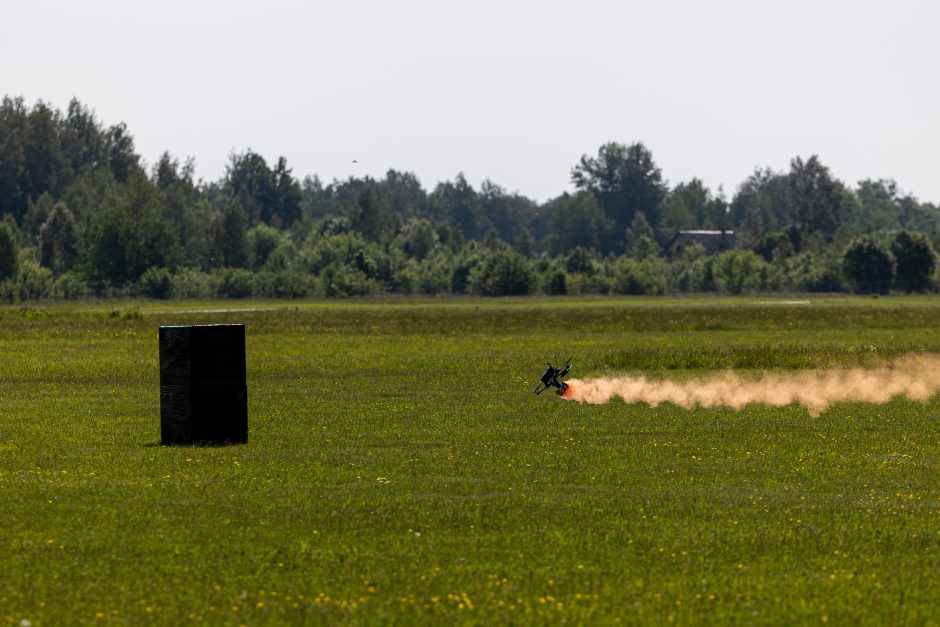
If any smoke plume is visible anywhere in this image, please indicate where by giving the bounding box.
[563,354,940,415]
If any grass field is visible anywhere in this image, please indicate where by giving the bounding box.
[2,296,940,624]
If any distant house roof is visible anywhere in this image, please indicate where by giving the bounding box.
[662,230,737,257]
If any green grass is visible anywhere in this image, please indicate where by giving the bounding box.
[2,296,940,624]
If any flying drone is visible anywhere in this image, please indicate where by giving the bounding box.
[534,358,571,396]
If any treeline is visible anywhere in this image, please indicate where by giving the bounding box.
[2,95,939,301]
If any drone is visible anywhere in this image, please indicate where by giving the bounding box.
[534,358,572,396]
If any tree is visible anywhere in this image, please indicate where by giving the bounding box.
[378,170,427,217]
[209,201,250,268]
[854,179,901,231]
[842,236,894,294]
[272,156,302,227]
[428,174,483,240]
[85,172,181,285]
[0,221,18,281]
[571,142,667,251]
[0,96,29,220]
[39,202,78,275]
[61,98,104,173]
[247,224,282,270]
[478,179,537,244]
[468,249,535,295]
[625,211,658,259]
[787,156,844,240]
[513,228,535,257]
[23,101,70,204]
[663,178,731,235]
[546,192,613,255]
[393,218,438,260]
[225,150,277,225]
[891,230,935,292]
[350,186,382,242]
[103,122,139,182]
[730,168,792,242]
[753,231,793,263]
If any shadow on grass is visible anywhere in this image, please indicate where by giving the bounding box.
[143,440,248,448]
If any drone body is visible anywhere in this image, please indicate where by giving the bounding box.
[534,358,571,396]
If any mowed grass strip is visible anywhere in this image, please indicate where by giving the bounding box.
[1,297,940,624]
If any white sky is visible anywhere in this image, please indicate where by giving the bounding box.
[3,0,938,203]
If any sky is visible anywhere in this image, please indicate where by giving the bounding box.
[3,0,938,203]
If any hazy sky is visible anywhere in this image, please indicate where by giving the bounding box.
[4,0,938,203]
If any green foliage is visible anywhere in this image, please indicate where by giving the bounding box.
[394,254,451,295]
[171,268,213,299]
[320,264,382,297]
[672,243,714,293]
[350,186,383,242]
[547,270,568,294]
[299,231,384,281]
[787,155,844,240]
[51,271,90,300]
[468,249,535,295]
[842,236,895,294]
[1,259,53,302]
[252,270,313,299]
[547,192,612,255]
[5,96,940,302]
[38,202,78,274]
[572,141,667,251]
[393,217,439,260]
[84,171,182,285]
[246,223,282,270]
[211,267,254,298]
[225,151,301,227]
[428,173,484,239]
[785,252,844,293]
[611,257,667,295]
[712,250,767,295]
[730,168,792,244]
[753,231,793,262]
[0,221,18,281]
[138,266,173,299]
[890,230,935,292]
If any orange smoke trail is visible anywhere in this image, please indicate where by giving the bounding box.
[562,354,940,416]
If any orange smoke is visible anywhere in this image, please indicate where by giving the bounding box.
[561,354,940,416]
[561,385,575,399]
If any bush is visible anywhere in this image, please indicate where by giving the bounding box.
[0,222,18,281]
[211,268,254,298]
[253,270,313,299]
[842,236,894,294]
[171,268,213,299]
[548,271,568,295]
[712,250,767,295]
[786,252,845,293]
[468,250,535,296]
[321,264,382,298]
[891,230,935,292]
[754,231,793,262]
[611,258,667,295]
[4,260,53,302]
[138,267,173,299]
[51,272,91,300]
